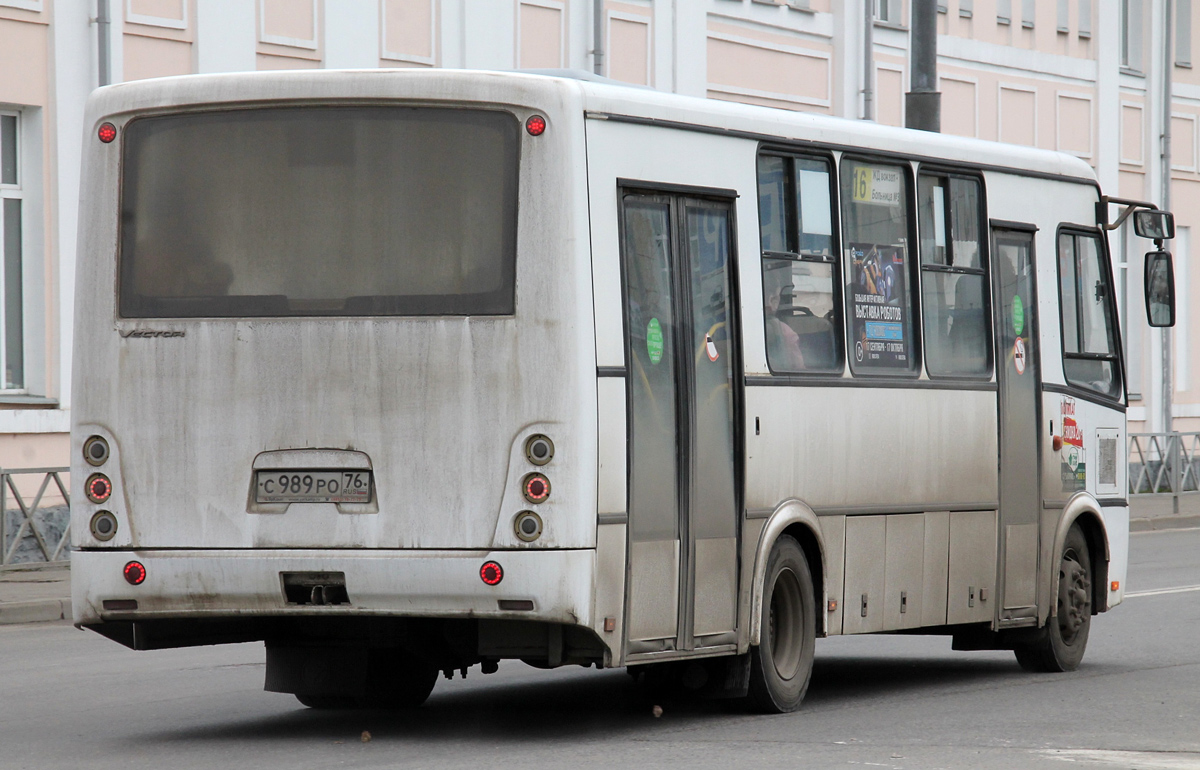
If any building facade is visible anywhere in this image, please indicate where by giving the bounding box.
[0,0,1195,474]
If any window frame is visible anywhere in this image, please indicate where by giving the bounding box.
[756,147,846,377]
[838,153,922,379]
[1055,224,1126,403]
[0,110,26,394]
[915,165,994,381]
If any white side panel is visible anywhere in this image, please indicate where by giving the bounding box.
[947,510,998,625]
[596,378,627,514]
[1103,504,1129,607]
[594,521,627,662]
[819,514,846,635]
[842,515,886,635]
[921,510,950,626]
[883,514,925,630]
[745,387,998,511]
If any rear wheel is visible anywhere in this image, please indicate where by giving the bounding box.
[295,653,438,710]
[1014,523,1092,672]
[747,535,816,713]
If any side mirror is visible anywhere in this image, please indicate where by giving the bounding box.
[1144,250,1176,328]
[1134,210,1176,240]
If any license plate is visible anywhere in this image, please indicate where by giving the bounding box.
[255,470,372,504]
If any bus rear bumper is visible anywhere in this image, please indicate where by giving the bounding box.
[71,548,596,629]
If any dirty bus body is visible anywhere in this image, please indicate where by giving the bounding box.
[71,70,1170,712]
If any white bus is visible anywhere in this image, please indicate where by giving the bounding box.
[71,70,1176,713]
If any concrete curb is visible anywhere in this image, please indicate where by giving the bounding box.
[0,598,71,625]
[1131,515,1200,533]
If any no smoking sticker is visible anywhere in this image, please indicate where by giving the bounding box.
[1013,337,1027,375]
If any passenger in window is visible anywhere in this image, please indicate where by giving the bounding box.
[764,269,806,371]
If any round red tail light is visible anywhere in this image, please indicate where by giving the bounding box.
[480,561,504,586]
[98,122,117,143]
[525,115,546,136]
[86,473,113,504]
[123,561,146,585]
[522,473,550,504]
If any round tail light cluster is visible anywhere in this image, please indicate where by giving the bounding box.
[85,473,113,504]
[90,510,118,541]
[84,435,110,466]
[525,434,554,466]
[98,122,117,143]
[522,472,550,504]
[514,511,543,542]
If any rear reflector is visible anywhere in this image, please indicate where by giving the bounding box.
[102,599,138,611]
[498,599,534,611]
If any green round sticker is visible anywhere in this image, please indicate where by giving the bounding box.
[646,318,664,365]
[1012,295,1025,336]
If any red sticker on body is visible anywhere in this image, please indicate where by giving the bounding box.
[706,334,719,362]
[1013,337,1026,375]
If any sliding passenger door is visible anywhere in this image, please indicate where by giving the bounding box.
[619,190,742,657]
[991,227,1042,621]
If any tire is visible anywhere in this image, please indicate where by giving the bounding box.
[296,653,438,710]
[747,535,817,713]
[359,655,439,709]
[1014,523,1092,672]
[295,693,359,710]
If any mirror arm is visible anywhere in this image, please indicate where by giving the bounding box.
[1099,195,1159,232]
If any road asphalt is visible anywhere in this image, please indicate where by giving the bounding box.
[1,492,1197,625]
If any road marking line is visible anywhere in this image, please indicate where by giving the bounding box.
[1126,584,1200,598]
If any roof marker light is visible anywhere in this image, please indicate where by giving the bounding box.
[525,115,546,136]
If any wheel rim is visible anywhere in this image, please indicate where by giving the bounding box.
[768,567,804,681]
[1057,548,1091,645]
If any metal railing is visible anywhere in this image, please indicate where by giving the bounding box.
[1129,433,1200,500]
[0,467,70,566]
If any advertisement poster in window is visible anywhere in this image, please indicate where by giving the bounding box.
[850,243,909,367]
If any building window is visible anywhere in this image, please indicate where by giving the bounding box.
[1022,0,1036,27]
[997,0,1012,23]
[1078,0,1092,38]
[1057,0,1069,32]
[874,0,902,24]
[1122,0,1144,72]
[959,0,974,17]
[757,153,843,374]
[1178,0,1193,67]
[0,113,24,391]
[1058,229,1121,399]
[918,174,990,377]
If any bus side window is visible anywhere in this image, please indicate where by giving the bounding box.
[1058,230,1121,398]
[917,174,990,377]
[757,153,842,374]
[840,159,917,375]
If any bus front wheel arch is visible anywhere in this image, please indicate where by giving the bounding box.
[1013,522,1093,672]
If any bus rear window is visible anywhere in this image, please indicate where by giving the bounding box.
[118,107,520,318]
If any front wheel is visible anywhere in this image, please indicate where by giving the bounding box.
[1014,523,1092,672]
[747,535,816,713]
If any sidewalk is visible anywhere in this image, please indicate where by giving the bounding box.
[0,562,70,625]
[0,496,1195,626]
